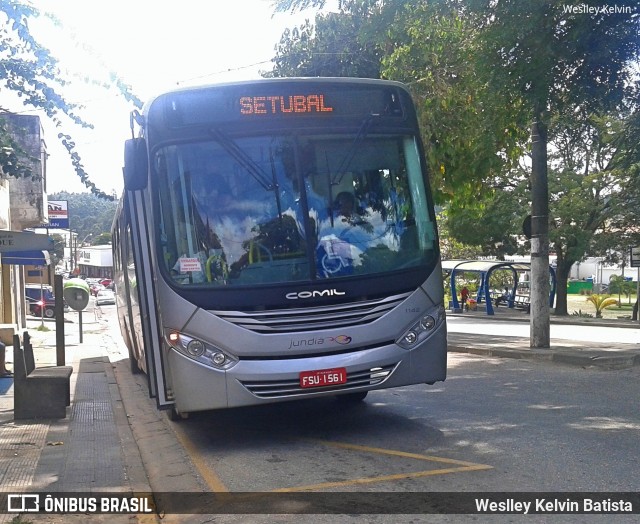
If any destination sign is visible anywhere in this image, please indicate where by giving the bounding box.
[239,94,333,115]
[159,82,407,128]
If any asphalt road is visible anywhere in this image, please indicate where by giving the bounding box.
[98,304,640,523]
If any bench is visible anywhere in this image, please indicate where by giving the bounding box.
[13,332,73,420]
[513,294,531,313]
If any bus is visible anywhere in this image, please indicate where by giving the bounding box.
[112,78,447,418]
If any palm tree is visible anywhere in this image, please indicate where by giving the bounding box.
[586,294,618,318]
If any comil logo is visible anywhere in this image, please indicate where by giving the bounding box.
[285,288,346,300]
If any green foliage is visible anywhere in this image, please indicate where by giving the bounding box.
[436,209,483,261]
[470,0,640,117]
[92,232,112,246]
[266,2,382,78]
[585,294,618,318]
[0,3,142,199]
[608,274,635,303]
[49,233,65,267]
[382,1,528,202]
[271,0,331,13]
[49,191,118,240]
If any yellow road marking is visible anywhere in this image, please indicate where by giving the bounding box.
[308,439,490,467]
[271,438,492,492]
[177,429,492,494]
[172,424,229,493]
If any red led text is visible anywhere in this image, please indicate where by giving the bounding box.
[240,95,334,115]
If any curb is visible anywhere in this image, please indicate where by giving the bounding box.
[448,344,640,370]
[446,311,640,329]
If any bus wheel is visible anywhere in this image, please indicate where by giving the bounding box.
[167,406,189,421]
[129,355,141,375]
[336,391,368,402]
[124,332,142,374]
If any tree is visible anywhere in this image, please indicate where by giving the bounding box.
[92,232,112,246]
[608,275,634,305]
[270,0,528,203]
[468,0,640,347]
[49,232,65,267]
[266,1,383,78]
[586,294,618,319]
[0,2,142,198]
[49,191,118,240]
[436,209,484,261]
[381,1,528,203]
[454,109,640,316]
[547,111,640,315]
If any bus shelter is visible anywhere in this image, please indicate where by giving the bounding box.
[443,260,556,315]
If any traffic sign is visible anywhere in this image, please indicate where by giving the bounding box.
[0,231,53,252]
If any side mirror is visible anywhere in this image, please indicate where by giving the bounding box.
[123,138,149,190]
[63,278,90,311]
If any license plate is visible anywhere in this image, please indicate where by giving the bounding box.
[300,367,347,389]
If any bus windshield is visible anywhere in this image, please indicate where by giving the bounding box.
[156,131,437,287]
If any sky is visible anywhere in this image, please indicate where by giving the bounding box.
[5,0,324,197]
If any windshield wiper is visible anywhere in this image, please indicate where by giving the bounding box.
[331,113,379,186]
[210,128,274,191]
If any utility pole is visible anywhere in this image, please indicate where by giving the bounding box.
[530,112,550,348]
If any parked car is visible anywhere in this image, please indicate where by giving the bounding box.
[25,285,69,318]
[95,289,116,306]
[26,296,55,318]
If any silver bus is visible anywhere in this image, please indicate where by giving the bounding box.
[112,78,447,418]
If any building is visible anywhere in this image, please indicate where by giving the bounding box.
[0,114,49,329]
[76,245,113,279]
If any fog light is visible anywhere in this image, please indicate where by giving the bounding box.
[404,331,418,345]
[187,339,205,357]
[211,352,226,366]
[420,315,436,330]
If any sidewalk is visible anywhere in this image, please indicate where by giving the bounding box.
[0,313,154,523]
[447,308,640,369]
[0,310,638,522]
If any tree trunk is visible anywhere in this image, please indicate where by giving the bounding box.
[530,110,550,348]
[553,253,573,316]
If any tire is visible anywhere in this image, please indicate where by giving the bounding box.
[336,391,368,402]
[44,307,55,318]
[129,353,142,375]
[167,406,189,421]
[124,331,142,375]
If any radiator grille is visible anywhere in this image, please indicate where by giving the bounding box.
[212,292,411,333]
[240,364,396,399]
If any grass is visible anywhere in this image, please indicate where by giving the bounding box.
[565,294,635,319]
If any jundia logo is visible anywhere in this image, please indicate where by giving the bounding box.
[287,334,352,349]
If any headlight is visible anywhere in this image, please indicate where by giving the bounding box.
[397,305,445,349]
[164,329,238,369]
